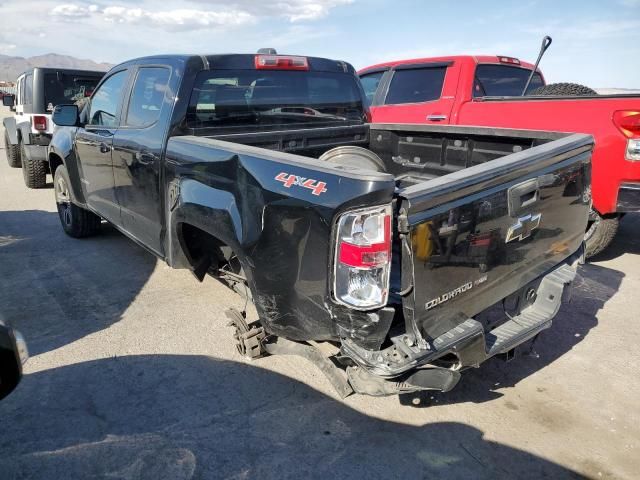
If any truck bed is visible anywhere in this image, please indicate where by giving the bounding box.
[172,123,591,372]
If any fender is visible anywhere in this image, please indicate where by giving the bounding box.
[48,126,87,205]
[168,178,248,270]
[2,117,18,145]
[16,120,33,145]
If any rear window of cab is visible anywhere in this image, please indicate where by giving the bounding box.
[473,64,544,97]
[186,69,365,131]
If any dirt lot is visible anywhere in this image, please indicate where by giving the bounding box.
[0,107,638,479]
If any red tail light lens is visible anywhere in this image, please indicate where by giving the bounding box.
[498,56,521,65]
[364,109,372,123]
[333,206,392,310]
[613,110,640,138]
[255,55,309,71]
[32,115,47,131]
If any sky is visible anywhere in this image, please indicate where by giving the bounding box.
[0,0,638,88]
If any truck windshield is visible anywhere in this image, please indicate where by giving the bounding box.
[186,69,366,132]
[44,73,103,111]
[473,64,544,97]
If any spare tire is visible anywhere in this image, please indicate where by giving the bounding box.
[319,146,387,173]
[529,82,597,96]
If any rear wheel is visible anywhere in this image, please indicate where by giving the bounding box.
[585,210,619,258]
[54,164,101,238]
[21,142,47,189]
[4,132,21,168]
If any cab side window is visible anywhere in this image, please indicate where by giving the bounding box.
[385,67,446,105]
[88,70,128,127]
[22,74,33,112]
[125,67,171,128]
[359,71,384,106]
[24,74,33,106]
[17,77,25,105]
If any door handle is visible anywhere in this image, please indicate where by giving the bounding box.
[99,143,111,154]
[135,151,157,165]
[508,178,540,216]
[427,114,447,121]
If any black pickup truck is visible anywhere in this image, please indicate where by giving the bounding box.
[49,52,592,397]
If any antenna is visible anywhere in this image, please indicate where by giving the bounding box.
[522,36,552,96]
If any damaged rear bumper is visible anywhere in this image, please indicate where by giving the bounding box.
[340,246,583,387]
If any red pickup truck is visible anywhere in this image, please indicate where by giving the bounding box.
[359,55,640,257]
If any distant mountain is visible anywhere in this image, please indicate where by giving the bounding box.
[0,53,112,82]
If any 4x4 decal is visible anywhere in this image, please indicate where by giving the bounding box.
[275,172,327,196]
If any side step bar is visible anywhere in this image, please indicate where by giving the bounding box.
[485,263,577,356]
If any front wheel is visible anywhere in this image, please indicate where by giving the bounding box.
[585,210,619,258]
[54,165,102,238]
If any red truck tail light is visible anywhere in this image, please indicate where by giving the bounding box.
[613,111,640,161]
[255,55,309,71]
[333,205,392,310]
[498,56,521,65]
[32,115,47,131]
[613,111,640,138]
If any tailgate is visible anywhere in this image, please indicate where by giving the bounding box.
[397,133,592,341]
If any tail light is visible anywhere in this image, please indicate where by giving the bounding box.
[333,205,392,310]
[498,56,521,65]
[32,115,47,131]
[613,111,640,138]
[255,55,309,71]
[613,111,640,161]
[364,109,372,123]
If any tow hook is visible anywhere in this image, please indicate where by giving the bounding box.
[225,308,266,359]
[500,348,516,363]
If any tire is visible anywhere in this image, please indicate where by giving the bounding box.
[21,142,47,189]
[54,164,101,238]
[529,82,597,96]
[4,131,21,168]
[584,210,619,258]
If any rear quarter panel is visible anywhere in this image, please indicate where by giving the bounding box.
[165,135,397,344]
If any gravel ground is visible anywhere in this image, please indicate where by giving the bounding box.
[0,107,639,479]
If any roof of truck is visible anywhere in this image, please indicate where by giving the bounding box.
[17,67,107,78]
[110,53,357,74]
[358,55,537,74]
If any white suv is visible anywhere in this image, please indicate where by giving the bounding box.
[3,68,104,188]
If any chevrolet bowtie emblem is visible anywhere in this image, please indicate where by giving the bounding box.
[505,213,542,243]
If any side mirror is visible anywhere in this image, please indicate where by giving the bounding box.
[0,324,28,401]
[2,94,15,108]
[52,104,80,127]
